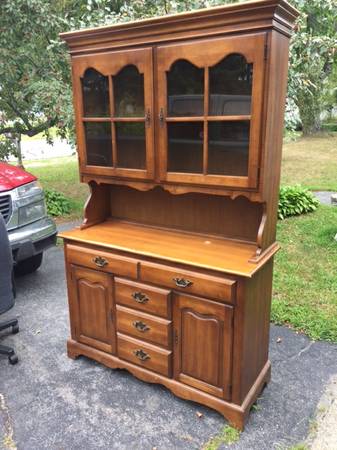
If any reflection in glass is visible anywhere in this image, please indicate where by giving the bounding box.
[167,60,204,116]
[168,122,203,173]
[82,69,110,117]
[116,123,146,169]
[114,65,144,117]
[208,121,249,176]
[85,122,112,166]
[209,54,252,116]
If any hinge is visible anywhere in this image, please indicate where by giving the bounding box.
[109,309,114,322]
[264,43,268,61]
[173,329,179,345]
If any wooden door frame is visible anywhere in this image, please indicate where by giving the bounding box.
[72,47,155,180]
[173,293,233,401]
[69,264,115,354]
[155,32,266,189]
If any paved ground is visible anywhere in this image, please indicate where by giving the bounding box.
[0,246,337,450]
[314,191,337,206]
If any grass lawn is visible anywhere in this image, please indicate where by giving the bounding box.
[274,205,337,341]
[23,133,337,341]
[281,133,337,191]
[25,156,88,220]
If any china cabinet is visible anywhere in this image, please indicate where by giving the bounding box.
[59,0,298,429]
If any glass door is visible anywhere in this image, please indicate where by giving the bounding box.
[72,48,154,180]
[156,33,266,189]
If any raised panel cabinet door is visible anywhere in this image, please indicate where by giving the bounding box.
[70,265,115,354]
[156,33,266,189]
[71,47,154,180]
[173,293,233,400]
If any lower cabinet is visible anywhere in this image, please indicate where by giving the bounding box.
[173,294,233,400]
[70,265,116,354]
[69,263,234,401]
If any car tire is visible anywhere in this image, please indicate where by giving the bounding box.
[15,253,43,276]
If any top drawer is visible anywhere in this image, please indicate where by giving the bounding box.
[66,244,138,278]
[139,261,236,304]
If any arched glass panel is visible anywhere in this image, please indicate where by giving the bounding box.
[84,122,112,167]
[82,69,110,117]
[167,60,204,116]
[208,121,249,176]
[209,54,252,116]
[114,65,144,117]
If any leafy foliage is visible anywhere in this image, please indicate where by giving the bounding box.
[44,188,71,216]
[287,0,337,134]
[0,136,18,161]
[278,185,319,220]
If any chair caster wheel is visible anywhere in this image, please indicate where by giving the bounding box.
[9,354,18,365]
[12,324,19,334]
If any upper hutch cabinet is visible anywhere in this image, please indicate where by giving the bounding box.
[157,33,265,189]
[72,48,154,180]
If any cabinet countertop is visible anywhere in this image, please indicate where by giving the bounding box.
[59,219,279,278]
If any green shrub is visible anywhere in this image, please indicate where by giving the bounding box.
[44,188,71,216]
[278,185,320,220]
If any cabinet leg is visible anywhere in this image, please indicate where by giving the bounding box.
[67,339,80,359]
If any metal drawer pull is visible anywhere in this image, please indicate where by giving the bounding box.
[131,292,149,304]
[173,277,193,288]
[92,256,108,268]
[133,320,150,332]
[133,349,150,361]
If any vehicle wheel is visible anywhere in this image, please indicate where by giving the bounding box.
[9,354,19,365]
[12,324,19,334]
[15,253,43,276]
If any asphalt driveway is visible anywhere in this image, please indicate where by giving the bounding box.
[0,245,337,450]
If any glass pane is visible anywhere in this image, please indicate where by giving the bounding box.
[208,121,249,176]
[167,60,204,117]
[82,69,110,117]
[116,123,146,169]
[114,65,144,117]
[84,122,112,167]
[168,122,203,173]
[209,54,252,116]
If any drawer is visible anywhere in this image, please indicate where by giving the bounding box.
[115,278,171,318]
[66,244,137,278]
[116,305,171,348]
[117,333,171,377]
[140,262,236,304]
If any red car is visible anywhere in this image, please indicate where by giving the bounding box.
[0,162,57,275]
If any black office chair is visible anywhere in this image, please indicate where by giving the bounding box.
[0,214,19,365]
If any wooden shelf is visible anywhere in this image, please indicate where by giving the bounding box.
[59,219,278,277]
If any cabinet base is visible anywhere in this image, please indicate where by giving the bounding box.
[67,339,270,430]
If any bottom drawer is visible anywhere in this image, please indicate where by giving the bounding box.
[117,333,172,377]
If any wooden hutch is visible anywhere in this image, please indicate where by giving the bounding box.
[59,0,298,429]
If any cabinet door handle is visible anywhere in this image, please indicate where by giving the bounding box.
[159,108,164,127]
[133,320,150,332]
[131,292,149,304]
[173,277,193,288]
[92,256,108,268]
[133,349,150,361]
[145,108,151,127]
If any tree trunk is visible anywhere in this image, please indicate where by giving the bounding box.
[15,134,24,169]
[297,92,322,136]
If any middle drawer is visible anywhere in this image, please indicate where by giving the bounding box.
[116,305,171,348]
[115,278,171,318]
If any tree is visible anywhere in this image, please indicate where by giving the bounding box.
[287,0,337,135]
[0,0,122,163]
